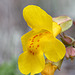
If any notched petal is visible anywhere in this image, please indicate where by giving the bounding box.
[18,51,45,75]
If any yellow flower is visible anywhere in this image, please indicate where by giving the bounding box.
[18,5,66,75]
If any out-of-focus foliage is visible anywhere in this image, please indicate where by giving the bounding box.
[0,58,40,75]
[0,59,21,75]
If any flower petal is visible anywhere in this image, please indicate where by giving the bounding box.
[21,30,52,52]
[21,30,36,51]
[23,5,52,32]
[40,37,66,62]
[53,22,61,37]
[18,51,45,75]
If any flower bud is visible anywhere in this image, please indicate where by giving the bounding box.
[53,16,72,32]
[41,62,57,75]
[72,41,75,47]
[41,58,64,75]
[65,46,75,60]
[60,33,74,46]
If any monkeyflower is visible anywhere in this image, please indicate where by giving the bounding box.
[18,5,66,75]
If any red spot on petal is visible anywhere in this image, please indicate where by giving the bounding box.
[37,40,40,42]
[45,32,48,33]
[29,50,33,54]
[33,35,38,38]
[37,45,39,47]
[33,37,35,38]
[33,52,34,55]
[32,46,34,48]
[39,33,42,36]
[32,39,34,42]
[30,43,33,45]
[36,35,38,37]
[29,46,31,48]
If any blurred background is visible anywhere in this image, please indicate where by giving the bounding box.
[0,0,75,75]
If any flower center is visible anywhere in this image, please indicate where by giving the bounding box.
[27,34,41,55]
[27,30,52,55]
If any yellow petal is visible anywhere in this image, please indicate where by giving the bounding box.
[23,5,52,32]
[40,36,66,62]
[21,30,36,51]
[18,51,45,75]
[21,29,52,52]
[53,22,61,37]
